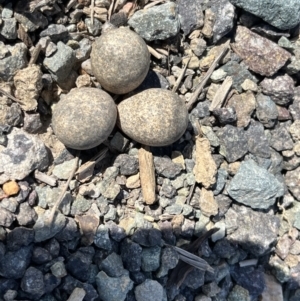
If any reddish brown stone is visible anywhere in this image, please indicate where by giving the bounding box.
[231,26,291,76]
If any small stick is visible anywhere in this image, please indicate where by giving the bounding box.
[186,43,230,111]
[185,182,195,205]
[0,87,25,105]
[48,153,80,225]
[29,43,41,65]
[209,76,232,111]
[91,0,95,25]
[34,170,57,187]
[155,48,169,56]
[139,145,156,205]
[147,45,163,59]
[172,57,191,93]
[108,0,115,21]
[239,259,258,267]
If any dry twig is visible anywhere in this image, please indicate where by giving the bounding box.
[147,45,163,60]
[91,0,95,25]
[209,76,232,111]
[186,43,230,111]
[172,57,191,93]
[0,88,25,105]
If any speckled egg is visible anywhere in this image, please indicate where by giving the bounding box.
[90,27,150,94]
[52,87,117,150]
[117,89,189,146]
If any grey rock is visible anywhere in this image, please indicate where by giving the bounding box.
[228,159,284,209]
[7,227,34,251]
[165,203,183,215]
[245,119,271,158]
[106,221,126,242]
[213,168,228,195]
[75,38,92,63]
[0,197,18,213]
[114,154,139,175]
[229,0,300,30]
[14,10,48,32]
[101,252,128,277]
[156,246,178,278]
[286,166,300,200]
[290,86,300,120]
[270,122,294,151]
[211,221,226,242]
[260,74,294,106]
[50,261,67,278]
[181,218,195,238]
[85,18,102,36]
[283,151,300,171]
[228,285,250,301]
[104,205,117,221]
[270,256,290,283]
[202,282,221,297]
[94,224,112,251]
[210,0,236,43]
[21,267,45,298]
[96,271,133,301]
[52,158,78,180]
[135,279,164,301]
[183,268,205,289]
[55,217,79,242]
[141,246,161,272]
[160,179,177,198]
[190,38,207,57]
[256,93,278,128]
[43,42,76,83]
[121,238,142,272]
[215,194,232,218]
[135,70,169,93]
[71,194,92,215]
[34,210,67,242]
[0,128,49,180]
[213,107,237,124]
[0,18,17,40]
[0,43,28,81]
[1,103,22,127]
[221,61,257,93]
[40,24,69,42]
[213,239,237,259]
[217,125,248,163]
[190,100,211,119]
[0,207,15,227]
[132,228,162,247]
[32,247,52,264]
[178,0,204,35]
[110,132,129,152]
[230,266,264,299]
[23,113,43,133]
[128,2,180,41]
[154,156,182,178]
[228,205,280,256]
[2,3,13,18]
[0,245,32,279]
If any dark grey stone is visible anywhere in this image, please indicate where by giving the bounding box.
[0,207,15,227]
[183,268,205,289]
[165,203,183,215]
[213,169,228,195]
[96,271,133,301]
[213,107,237,124]
[286,166,300,201]
[106,221,126,242]
[101,252,128,277]
[75,38,92,63]
[44,238,60,258]
[245,119,271,158]
[85,17,102,36]
[256,93,278,128]
[4,103,23,127]
[0,245,32,279]
[0,42,27,81]
[154,156,182,178]
[71,194,92,215]
[210,0,236,43]
[94,224,112,251]
[128,2,180,41]
[178,0,204,35]
[213,239,237,259]
[230,266,265,299]
[0,128,49,180]
[7,227,34,251]
[21,267,45,298]
[14,10,48,32]
[229,0,300,30]
[141,246,161,272]
[260,74,294,105]
[228,205,280,256]
[23,113,43,133]
[202,282,221,297]
[121,238,142,272]
[43,42,76,83]
[32,247,52,264]
[270,122,294,151]
[114,154,139,176]
[227,159,284,209]
[135,279,164,301]
[220,61,257,93]
[40,24,69,42]
[190,100,211,119]
[135,70,169,93]
[160,179,177,198]
[156,246,179,278]
[16,202,37,226]
[217,125,248,163]
[66,247,94,282]
[132,228,162,247]
[44,273,61,295]
[55,217,79,242]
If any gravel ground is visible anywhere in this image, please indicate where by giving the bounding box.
[0,1,300,301]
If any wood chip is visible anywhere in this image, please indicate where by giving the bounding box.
[209,76,233,111]
[172,57,190,93]
[147,45,163,60]
[34,170,57,187]
[139,145,156,205]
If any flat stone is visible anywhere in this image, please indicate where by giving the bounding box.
[256,93,278,128]
[260,74,294,106]
[96,271,133,301]
[270,123,294,151]
[154,156,183,178]
[228,205,280,256]
[228,160,284,209]
[40,24,69,42]
[118,89,188,147]
[229,0,300,30]
[52,158,77,180]
[135,280,164,301]
[0,18,17,40]
[128,2,180,41]
[285,166,300,200]
[0,42,28,81]
[101,252,128,277]
[231,26,291,76]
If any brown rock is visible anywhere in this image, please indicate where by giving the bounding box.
[126,173,141,189]
[75,213,99,246]
[90,27,150,94]
[117,89,188,147]
[171,214,184,236]
[227,91,256,127]
[231,26,291,76]
[199,188,218,217]
[2,180,20,196]
[261,274,283,301]
[52,87,117,150]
